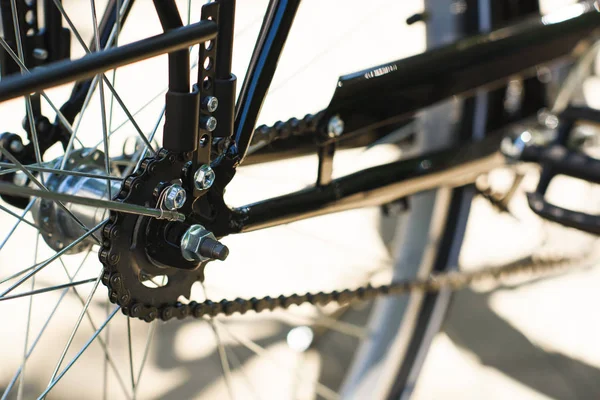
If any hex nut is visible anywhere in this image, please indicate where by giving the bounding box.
[181,224,215,262]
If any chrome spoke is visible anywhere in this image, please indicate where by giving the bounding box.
[0,147,102,243]
[0,37,78,141]
[55,257,131,399]
[45,272,103,389]
[38,306,120,400]
[210,321,236,400]
[0,277,97,302]
[9,0,44,176]
[0,249,93,400]
[0,202,39,231]
[0,262,39,286]
[91,0,113,200]
[0,181,184,221]
[0,219,105,297]
[61,74,100,170]
[127,317,136,392]
[201,282,235,399]
[132,322,157,400]
[0,161,123,180]
[16,235,38,400]
[51,0,155,156]
[215,320,340,400]
[0,199,34,251]
[103,300,111,400]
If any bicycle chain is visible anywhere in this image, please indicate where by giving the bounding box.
[100,147,594,322]
[250,111,325,148]
[100,121,596,322]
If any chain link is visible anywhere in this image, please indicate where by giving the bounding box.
[100,119,597,322]
[250,111,325,149]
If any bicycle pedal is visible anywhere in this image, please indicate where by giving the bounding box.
[520,106,600,235]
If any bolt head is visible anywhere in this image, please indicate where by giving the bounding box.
[194,164,215,190]
[9,140,23,153]
[163,184,187,210]
[204,96,219,113]
[203,116,217,132]
[327,115,344,138]
[180,224,213,262]
[32,48,48,61]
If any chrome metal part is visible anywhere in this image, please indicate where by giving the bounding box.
[194,164,215,190]
[180,224,229,262]
[31,149,121,253]
[202,96,219,113]
[327,115,344,138]
[201,116,217,132]
[163,184,187,210]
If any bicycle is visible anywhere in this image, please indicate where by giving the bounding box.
[0,0,598,398]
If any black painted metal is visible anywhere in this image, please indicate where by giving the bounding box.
[60,0,134,124]
[319,5,600,142]
[152,0,189,93]
[0,20,218,103]
[221,132,505,235]
[233,0,301,162]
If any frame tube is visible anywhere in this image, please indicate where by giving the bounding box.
[0,20,217,102]
[233,0,301,162]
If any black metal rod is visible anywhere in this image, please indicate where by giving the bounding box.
[215,0,235,80]
[233,0,301,162]
[152,0,189,93]
[226,133,507,234]
[0,20,217,103]
[320,3,600,140]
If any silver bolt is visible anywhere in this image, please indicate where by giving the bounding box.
[181,224,229,262]
[32,48,48,61]
[163,184,187,210]
[201,116,217,132]
[501,129,533,159]
[14,171,28,186]
[194,164,215,190]
[327,115,344,138]
[202,96,219,113]
[9,141,23,153]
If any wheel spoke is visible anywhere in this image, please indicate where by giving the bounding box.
[0,181,184,221]
[0,218,105,297]
[127,317,136,392]
[210,321,236,400]
[1,249,93,400]
[55,256,132,399]
[16,235,38,400]
[45,272,103,388]
[132,321,157,399]
[214,320,340,400]
[91,0,113,200]
[0,202,40,231]
[61,74,100,170]
[0,147,102,243]
[51,0,155,157]
[0,161,124,180]
[0,37,79,143]
[38,306,120,400]
[0,277,97,302]
[9,0,44,177]
[201,282,236,399]
[0,199,35,251]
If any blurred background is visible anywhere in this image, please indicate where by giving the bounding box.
[0,0,599,399]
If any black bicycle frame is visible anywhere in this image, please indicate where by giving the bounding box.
[0,1,598,234]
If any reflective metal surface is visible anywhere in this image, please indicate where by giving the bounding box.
[31,149,121,253]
